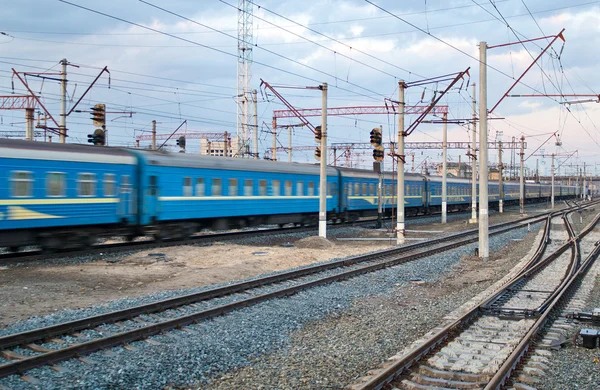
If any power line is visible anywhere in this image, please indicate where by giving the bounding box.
[57,0,387,102]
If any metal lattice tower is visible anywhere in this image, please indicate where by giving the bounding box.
[236,0,253,157]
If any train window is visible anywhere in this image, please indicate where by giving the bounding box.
[272,180,280,196]
[228,178,238,196]
[77,173,96,197]
[354,183,360,196]
[369,183,375,196]
[244,179,253,196]
[47,172,66,197]
[259,180,267,196]
[121,175,131,193]
[212,178,222,196]
[346,183,351,196]
[10,171,33,198]
[183,177,192,196]
[103,174,116,197]
[308,182,315,196]
[296,181,304,196]
[196,178,205,196]
[362,183,367,196]
[285,180,292,196]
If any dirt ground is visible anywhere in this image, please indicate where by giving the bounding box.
[0,210,549,329]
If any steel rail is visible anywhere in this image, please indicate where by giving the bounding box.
[485,211,600,390]
[350,203,599,390]
[0,213,556,378]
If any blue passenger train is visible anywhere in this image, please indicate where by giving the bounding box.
[0,139,579,251]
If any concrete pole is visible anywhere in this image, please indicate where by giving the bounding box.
[498,140,503,213]
[25,108,34,141]
[253,89,258,159]
[581,161,587,200]
[288,126,292,163]
[151,120,157,150]
[551,153,555,209]
[224,131,229,157]
[478,42,489,260]
[59,58,67,143]
[271,127,277,161]
[318,83,328,238]
[519,135,525,215]
[442,113,448,224]
[470,82,478,223]
[397,81,406,244]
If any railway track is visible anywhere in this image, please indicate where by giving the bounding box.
[0,205,551,265]
[0,207,568,381]
[347,205,600,390]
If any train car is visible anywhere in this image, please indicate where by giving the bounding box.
[0,139,138,250]
[131,150,341,237]
[338,168,427,219]
[426,176,472,212]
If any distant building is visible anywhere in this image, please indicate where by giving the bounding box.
[200,136,242,157]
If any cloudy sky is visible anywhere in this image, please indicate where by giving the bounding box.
[1,0,599,177]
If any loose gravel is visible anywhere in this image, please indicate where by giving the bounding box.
[0,220,542,389]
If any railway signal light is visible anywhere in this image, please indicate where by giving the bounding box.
[314,146,321,160]
[314,126,322,143]
[87,128,105,146]
[176,136,186,149]
[90,103,106,127]
[370,127,382,146]
[373,145,384,162]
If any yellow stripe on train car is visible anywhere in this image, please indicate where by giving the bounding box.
[4,206,66,221]
[0,198,120,206]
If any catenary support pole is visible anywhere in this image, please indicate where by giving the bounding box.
[253,89,258,159]
[319,83,328,238]
[288,126,292,163]
[271,127,277,161]
[551,153,555,209]
[59,58,67,143]
[397,81,406,244]
[470,82,478,223]
[520,135,525,215]
[498,140,503,213]
[151,120,156,150]
[25,108,34,141]
[442,113,448,224]
[224,131,229,157]
[478,42,489,260]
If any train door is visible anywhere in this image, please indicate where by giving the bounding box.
[119,175,132,219]
[144,175,159,222]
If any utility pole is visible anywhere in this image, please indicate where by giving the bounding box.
[253,89,258,159]
[520,135,525,215]
[151,120,156,150]
[581,161,587,200]
[59,58,67,143]
[25,108,34,140]
[478,42,489,260]
[442,112,448,224]
[288,126,292,163]
[318,82,328,238]
[271,127,277,161]
[470,82,478,223]
[498,140,503,213]
[224,131,229,157]
[397,81,407,244]
[551,153,555,209]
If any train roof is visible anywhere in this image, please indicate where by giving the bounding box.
[0,139,136,164]
[134,149,340,175]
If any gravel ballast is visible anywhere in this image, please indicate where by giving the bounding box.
[0,219,544,389]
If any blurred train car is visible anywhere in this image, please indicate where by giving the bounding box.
[0,138,580,251]
[0,140,138,251]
